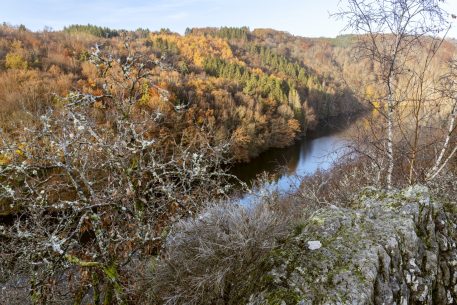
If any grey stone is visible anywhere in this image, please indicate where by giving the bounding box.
[247,185,457,305]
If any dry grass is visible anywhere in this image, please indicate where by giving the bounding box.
[149,201,297,305]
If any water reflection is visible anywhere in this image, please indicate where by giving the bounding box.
[231,118,354,205]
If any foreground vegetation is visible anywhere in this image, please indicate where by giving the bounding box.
[1,0,457,303]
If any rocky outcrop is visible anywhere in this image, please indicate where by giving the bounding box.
[248,186,457,304]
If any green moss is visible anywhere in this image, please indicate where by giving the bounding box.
[385,199,403,209]
[309,215,325,226]
[292,223,306,236]
[353,266,366,282]
[265,287,302,305]
[443,200,457,215]
[246,186,448,304]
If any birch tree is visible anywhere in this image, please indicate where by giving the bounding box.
[426,57,457,180]
[336,0,450,188]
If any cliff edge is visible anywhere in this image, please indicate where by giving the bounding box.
[249,185,457,305]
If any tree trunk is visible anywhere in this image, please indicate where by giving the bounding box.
[427,98,457,180]
[386,93,395,189]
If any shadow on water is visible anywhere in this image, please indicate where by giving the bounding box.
[230,115,360,204]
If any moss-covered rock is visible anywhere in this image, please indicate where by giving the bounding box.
[247,185,457,305]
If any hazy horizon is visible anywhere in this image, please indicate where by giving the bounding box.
[1,0,456,39]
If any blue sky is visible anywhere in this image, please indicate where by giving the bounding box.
[1,0,457,38]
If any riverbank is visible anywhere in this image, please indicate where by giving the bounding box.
[230,114,362,204]
[231,114,362,183]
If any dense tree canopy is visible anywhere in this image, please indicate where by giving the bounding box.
[0,24,370,163]
[1,21,457,305]
[64,24,120,38]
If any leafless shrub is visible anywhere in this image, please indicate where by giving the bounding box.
[285,156,382,212]
[336,0,452,188]
[150,201,295,305]
[0,41,234,304]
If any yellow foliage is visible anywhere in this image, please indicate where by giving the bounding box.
[137,82,150,106]
[150,33,238,67]
[372,100,381,109]
[365,84,376,99]
[0,154,11,165]
[252,68,264,76]
[15,149,24,156]
[5,53,28,70]
[365,85,385,112]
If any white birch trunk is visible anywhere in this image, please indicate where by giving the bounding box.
[386,97,394,189]
[426,98,457,180]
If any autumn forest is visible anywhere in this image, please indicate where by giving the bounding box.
[2,0,457,303]
[0,24,367,163]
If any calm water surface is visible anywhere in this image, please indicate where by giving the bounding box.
[231,117,355,204]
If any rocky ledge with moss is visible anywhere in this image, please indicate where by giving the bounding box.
[248,185,457,305]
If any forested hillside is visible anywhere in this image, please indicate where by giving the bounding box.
[249,29,456,106]
[0,24,367,303]
[2,1,457,301]
[0,24,364,161]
